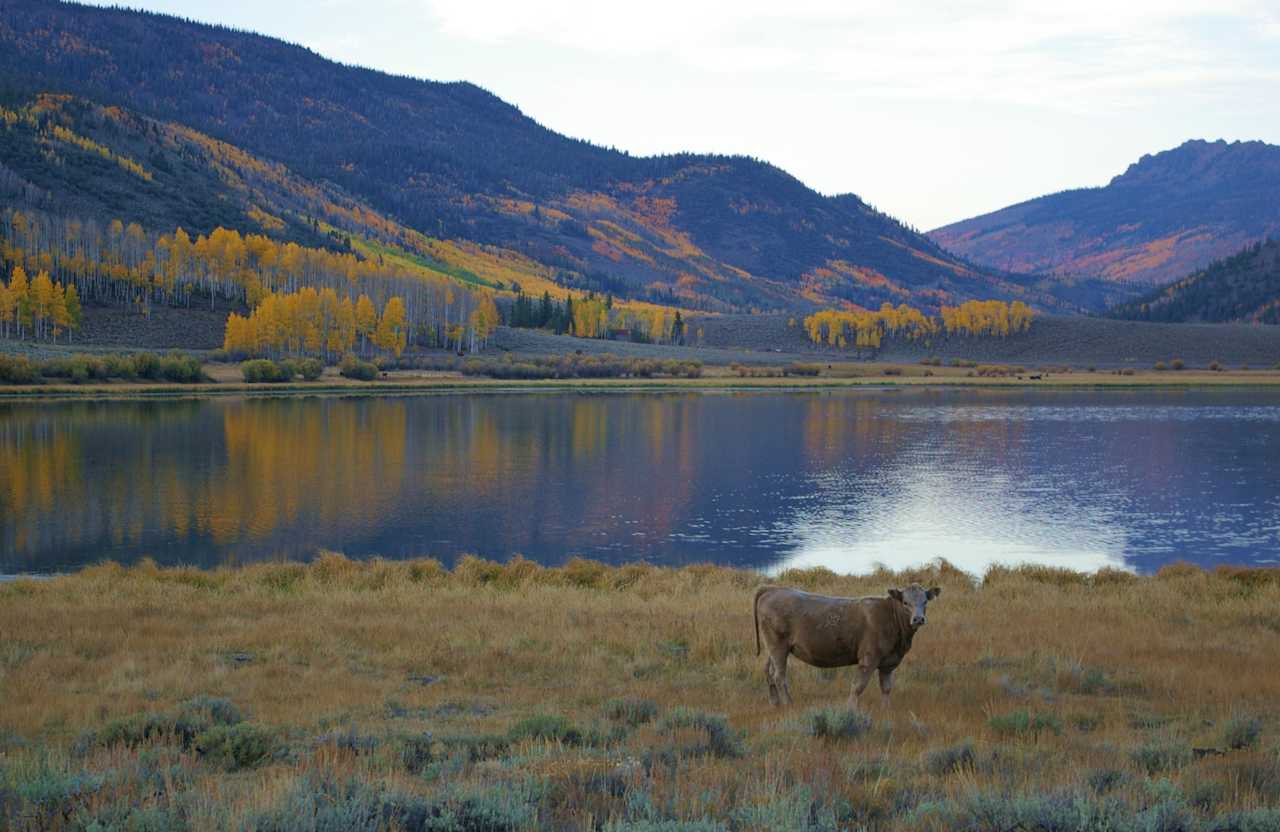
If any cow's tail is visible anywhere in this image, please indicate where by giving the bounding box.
[753,586,771,656]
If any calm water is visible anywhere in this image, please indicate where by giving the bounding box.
[3,389,1279,576]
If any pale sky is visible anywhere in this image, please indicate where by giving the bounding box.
[80,0,1280,230]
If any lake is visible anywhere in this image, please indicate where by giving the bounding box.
[3,389,1278,576]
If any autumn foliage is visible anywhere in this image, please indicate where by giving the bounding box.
[804,300,1034,351]
[0,264,82,342]
[223,287,499,360]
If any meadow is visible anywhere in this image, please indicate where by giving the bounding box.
[2,556,1280,830]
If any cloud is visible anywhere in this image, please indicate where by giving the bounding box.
[425,0,1280,111]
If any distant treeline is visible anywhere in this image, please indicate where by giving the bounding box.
[803,300,1035,352]
[507,291,686,345]
[1108,239,1280,324]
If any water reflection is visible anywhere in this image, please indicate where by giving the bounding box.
[2,389,1278,575]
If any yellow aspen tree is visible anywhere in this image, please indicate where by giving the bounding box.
[334,297,356,357]
[30,270,54,340]
[50,281,69,342]
[64,283,82,334]
[0,279,14,339]
[355,294,377,355]
[9,265,30,338]
[376,296,408,357]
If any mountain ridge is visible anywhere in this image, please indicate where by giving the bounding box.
[0,0,1065,313]
[929,139,1280,287]
[1108,238,1280,325]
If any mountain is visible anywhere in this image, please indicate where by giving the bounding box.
[0,0,1045,313]
[930,140,1280,286]
[1109,238,1280,324]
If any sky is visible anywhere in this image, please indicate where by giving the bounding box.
[80,0,1280,230]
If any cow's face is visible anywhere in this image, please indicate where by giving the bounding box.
[888,583,941,627]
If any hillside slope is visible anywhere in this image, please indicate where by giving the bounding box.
[0,0,1048,312]
[930,140,1280,286]
[1109,239,1280,324]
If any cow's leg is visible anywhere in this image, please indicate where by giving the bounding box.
[847,660,876,710]
[769,647,793,705]
[878,667,895,709]
[764,655,780,706]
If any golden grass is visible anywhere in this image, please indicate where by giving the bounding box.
[3,555,1280,829]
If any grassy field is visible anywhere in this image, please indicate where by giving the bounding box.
[3,557,1280,830]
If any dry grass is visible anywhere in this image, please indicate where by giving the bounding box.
[2,555,1280,830]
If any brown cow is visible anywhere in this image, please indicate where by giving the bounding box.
[753,584,940,708]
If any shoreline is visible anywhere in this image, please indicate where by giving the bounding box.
[4,370,1280,401]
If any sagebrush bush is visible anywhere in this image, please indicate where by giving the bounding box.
[0,355,41,384]
[296,357,324,380]
[241,359,290,383]
[1223,713,1263,750]
[1130,738,1191,774]
[922,740,975,775]
[339,353,379,380]
[806,707,871,740]
[195,723,279,770]
[656,709,742,759]
[507,713,584,746]
[604,698,659,727]
[0,352,207,385]
[988,710,1062,738]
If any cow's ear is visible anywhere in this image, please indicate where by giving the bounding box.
[927,586,941,600]
[888,588,903,601]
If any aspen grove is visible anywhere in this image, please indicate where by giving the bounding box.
[0,208,498,354]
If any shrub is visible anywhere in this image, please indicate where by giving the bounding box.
[783,363,821,377]
[195,723,279,770]
[339,353,379,381]
[806,707,871,740]
[88,698,244,753]
[507,713,583,746]
[1131,738,1191,774]
[988,710,1062,738]
[882,367,903,376]
[1171,359,1185,370]
[656,708,743,758]
[102,354,138,380]
[277,358,323,381]
[158,353,205,382]
[604,698,659,727]
[241,359,290,383]
[922,740,975,775]
[1223,713,1263,750]
[6,757,106,827]
[1085,767,1127,794]
[1209,361,1224,372]
[1154,362,1168,371]
[0,355,41,384]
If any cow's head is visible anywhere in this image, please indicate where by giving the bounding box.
[888,583,941,627]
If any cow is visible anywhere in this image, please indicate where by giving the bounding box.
[753,583,941,708]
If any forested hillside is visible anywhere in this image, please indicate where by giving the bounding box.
[1109,239,1280,324]
[0,0,1056,313]
[930,140,1280,286]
